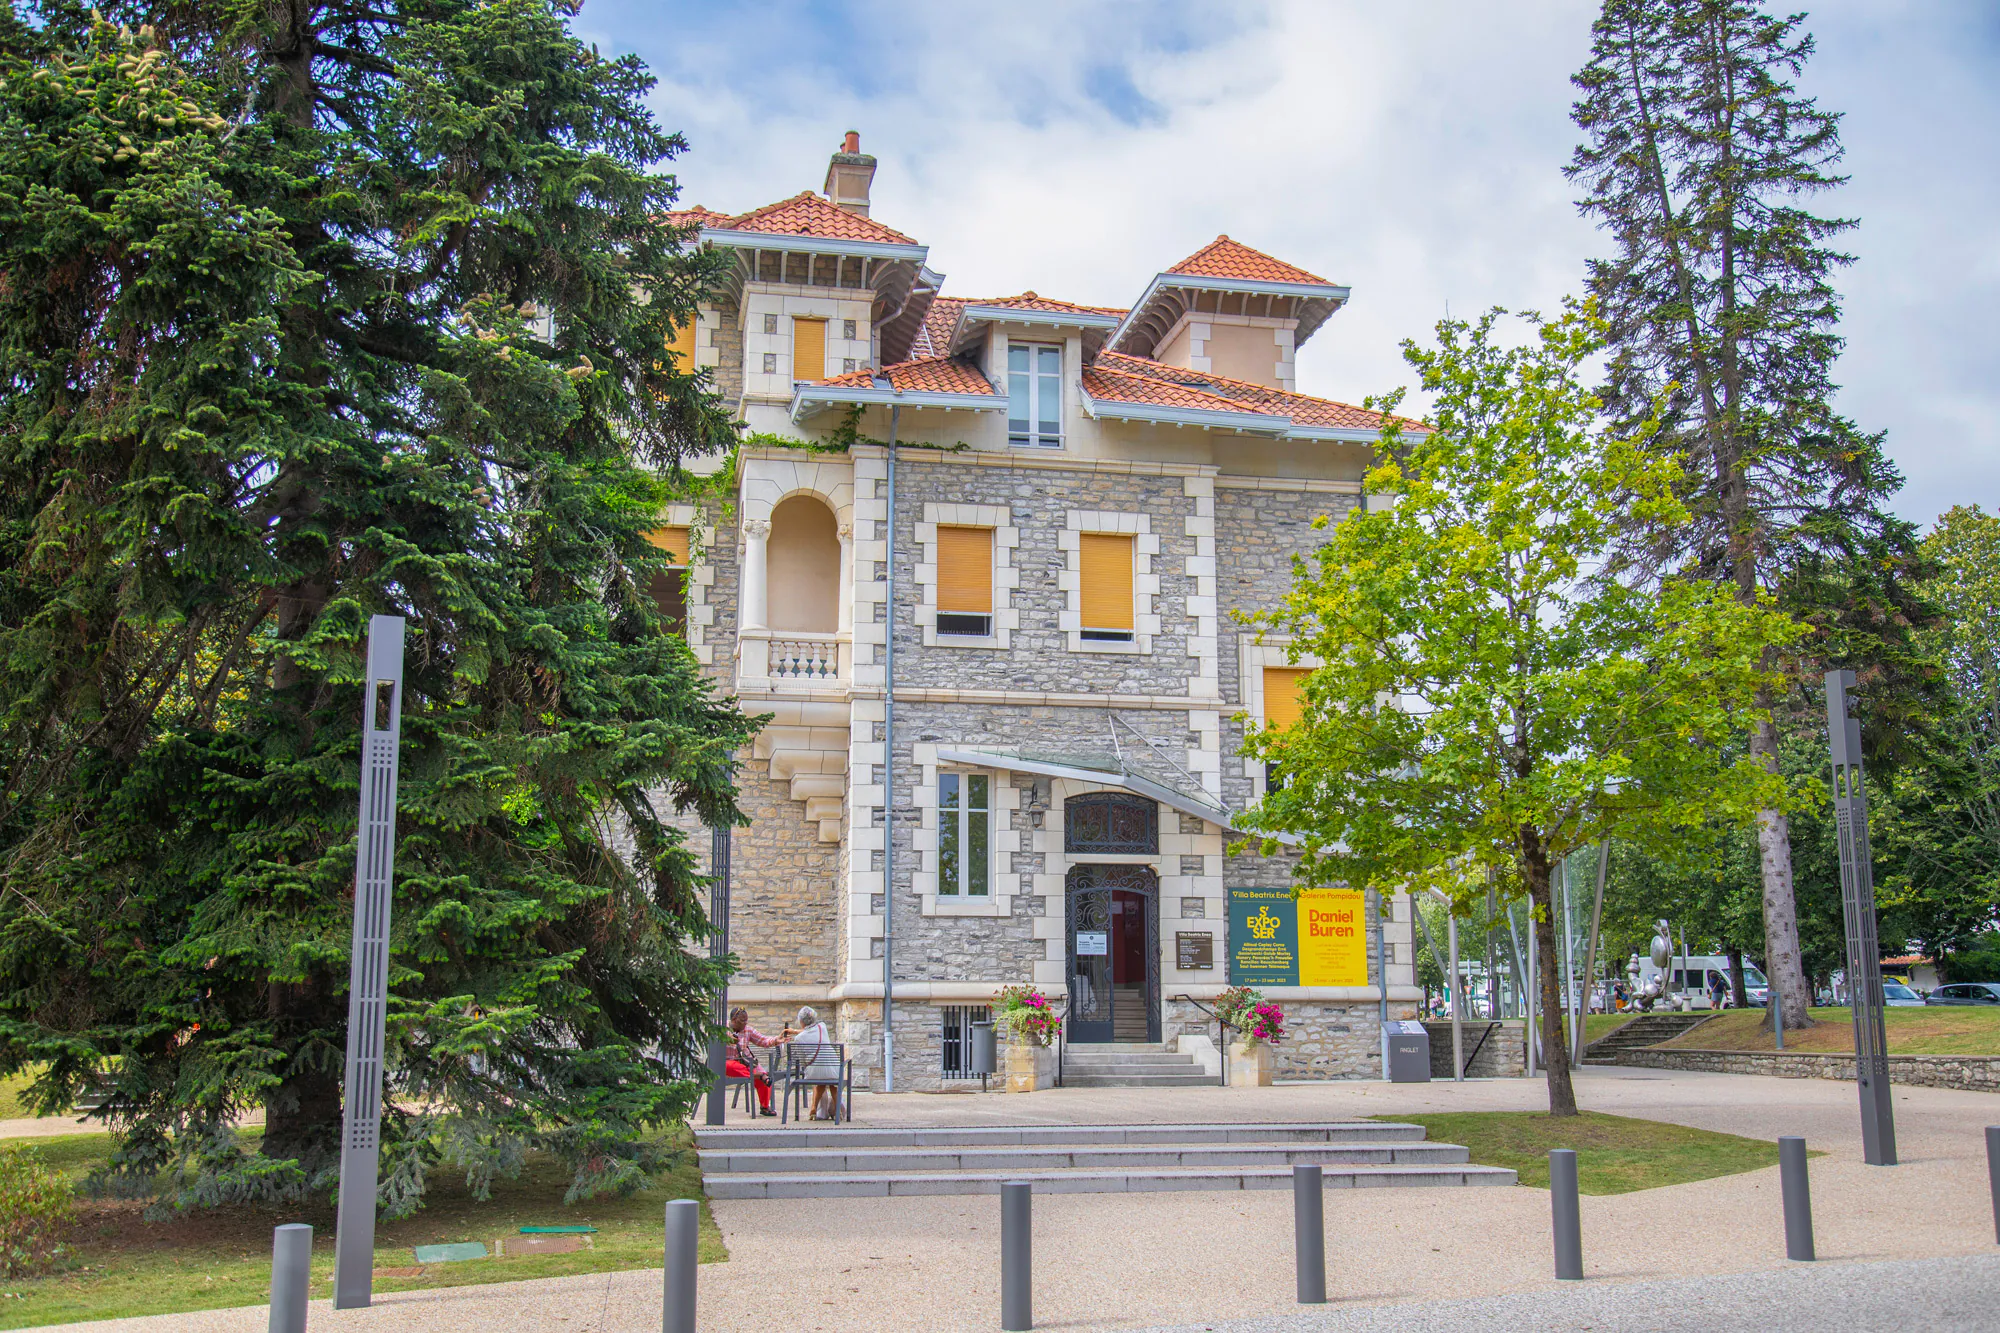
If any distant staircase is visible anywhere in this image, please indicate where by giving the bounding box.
[698,1121,1518,1199]
[1582,1012,1716,1063]
[1061,1042,1213,1088]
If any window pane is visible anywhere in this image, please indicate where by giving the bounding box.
[1008,366,1029,439]
[967,774,988,811]
[1037,347,1061,441]
[968,803,989,896]
[939,775,960,894]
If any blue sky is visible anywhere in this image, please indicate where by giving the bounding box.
[577,0,1999,531]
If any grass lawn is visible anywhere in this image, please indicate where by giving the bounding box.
[1660,1006,2000,1055]
[1378,1110,1785,1194]
[0,1126,721,1330]
[1581,1014,1637,1044]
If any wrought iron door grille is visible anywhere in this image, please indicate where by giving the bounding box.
[940,1005,992,1079]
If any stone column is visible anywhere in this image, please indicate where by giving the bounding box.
[741,517,770,631]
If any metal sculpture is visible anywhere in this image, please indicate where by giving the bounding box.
[1826,669,1896,1166]
[334,616,406,1308]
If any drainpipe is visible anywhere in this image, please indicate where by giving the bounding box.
[880,405,899,1092]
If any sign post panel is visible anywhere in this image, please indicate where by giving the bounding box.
[1228,888,1368,986]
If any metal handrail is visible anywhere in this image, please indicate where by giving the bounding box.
[1172,993,1239,1086]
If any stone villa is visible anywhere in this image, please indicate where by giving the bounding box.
[657,134,1423,1091]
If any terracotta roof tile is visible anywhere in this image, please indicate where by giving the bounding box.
[663,205,737,229]
[1165,235,1335,287]
[1082,365,1253,416]
[1093,352,1423,433]
[709,190,920,246]
[817,356,996,396]
[962,292,1128,318]
[914,297,968,359]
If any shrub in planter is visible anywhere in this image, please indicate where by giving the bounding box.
[1214,986,1285,1046]
[0,1146,75,1277]
[996,985,1062,1047]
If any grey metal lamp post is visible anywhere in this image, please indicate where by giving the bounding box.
[334,615,406,1309]
[1826,669,1896,1166]
[705,824,732,1127]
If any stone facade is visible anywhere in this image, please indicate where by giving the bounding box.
[1423,1020,1527,1079]
[665,141,1426,1093]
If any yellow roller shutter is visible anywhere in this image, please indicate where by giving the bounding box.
[666,316,698,368]
[937,526,993,614]
[646,526,690,563]
[792,317,827,382]
[1262,667,1309,730]
[1079,533,1134,632]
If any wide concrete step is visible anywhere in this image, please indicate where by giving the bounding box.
[1063,1051,1199,1066]
[1062,1073,1218,1088]
[1060,1059,1205,1074]
[695,1121,1431,1152]
[700,1141,1470,1175]
[707,1162,1517,1199]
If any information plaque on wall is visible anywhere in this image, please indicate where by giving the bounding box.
[1176,931,1214,970]
[1075,930,1109,956]
[1226,887,1368,986]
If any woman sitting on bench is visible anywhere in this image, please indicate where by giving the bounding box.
[726,1007,788,1117]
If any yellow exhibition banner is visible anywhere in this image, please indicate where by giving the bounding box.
[1297,889,1368,986]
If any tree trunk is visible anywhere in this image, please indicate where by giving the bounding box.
[1727,945,1749,1009]
[1522,829,1578,1116]
[1748,704,1816,1032]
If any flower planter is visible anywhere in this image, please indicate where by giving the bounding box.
[1227,1040,1274,1087]
[1003,1040,1055,1093]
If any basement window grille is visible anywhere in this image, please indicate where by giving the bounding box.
[940,1005,992,1080]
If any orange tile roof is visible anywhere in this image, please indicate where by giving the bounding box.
[1093,352,1422,433]
[962,292,1128,318]
[697,190,920,246]
[914,297,969,358]
[1165,235,1335,287]
[816,357,996,396]
[1082,364,1253,416]
[663,205,738,229]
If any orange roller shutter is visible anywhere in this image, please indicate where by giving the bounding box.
[666,317,698,368]
[1079,533,1134,632]
[1262,667,1309,730]
[646,526,690,563]
[937,526,993,614]
[792,317,827,382]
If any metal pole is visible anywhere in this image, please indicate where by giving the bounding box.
[1001,1180,1032,1331]
[881,407,899,1093]
[1525,909,1537,1078]
[1986,1126,2000,1245]
[268,1223,312,1333]
[1448,911,1464,1081]
[1293,1163,1326,1303]
[334,615,406,1310]
[1826,670,1896,1166]
[1779,1136,1815,1261]
[1549,1149,1583,1280]
[1573,842,1609,1064]
[1375,889,1389,1081]
[663,1198,698,1333]
[1774,993,1785,1051]
[705,823,732,1127]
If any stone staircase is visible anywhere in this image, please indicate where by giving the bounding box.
[697,1121,1518,1198]
[1582,1012,1716,1063]
[1060,1042,1214,1088]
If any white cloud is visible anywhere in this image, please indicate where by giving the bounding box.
[581,0,1999,531]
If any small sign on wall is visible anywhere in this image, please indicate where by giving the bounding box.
[1075,930,1109,956]
[1176,931,1214,970]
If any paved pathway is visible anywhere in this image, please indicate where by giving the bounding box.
[37,1067,2000,1331]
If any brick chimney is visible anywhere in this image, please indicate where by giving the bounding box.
[823,131,876,217]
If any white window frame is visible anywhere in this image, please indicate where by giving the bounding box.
[1007,341,1064,449]
[916,502,1017,648]
[912,751,1019,917]
[936,771,992,898]
[1060,510,1158,655]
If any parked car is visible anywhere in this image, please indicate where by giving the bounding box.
[1881,983,1926,1007]
[1923,982,2000,1006]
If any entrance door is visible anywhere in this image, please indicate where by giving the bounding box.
[1066,865,1159,1043]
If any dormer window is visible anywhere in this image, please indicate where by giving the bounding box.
[1007,343,1062,448]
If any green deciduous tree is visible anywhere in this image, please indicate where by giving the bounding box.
[1568,0,1929,1032]
[1241,306,1801,1115]
[0,1,752,1216]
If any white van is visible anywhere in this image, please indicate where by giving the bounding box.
[1637,955,1768,1007]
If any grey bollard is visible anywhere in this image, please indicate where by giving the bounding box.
[1779,1136,1814,1261]
[1293,1163,1326,1304]
[1986,1126,2000,1245]
[1549,1149,1583,1280]
[268,1223,312,1333]
[1002,1180,1032,1331]
[663,1198,699,1333]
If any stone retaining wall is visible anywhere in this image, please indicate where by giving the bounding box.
[1423,1020,1526,1079]
[1611,1046,2000,1092]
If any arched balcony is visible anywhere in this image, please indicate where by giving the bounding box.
[740,490,851,690]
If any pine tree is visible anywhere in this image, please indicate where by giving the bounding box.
[0,1,752,1215]
[1567,0,1924,1030]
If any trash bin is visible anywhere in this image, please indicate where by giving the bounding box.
[1386,1020,1431,1083]
[969,1021,997,1079]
